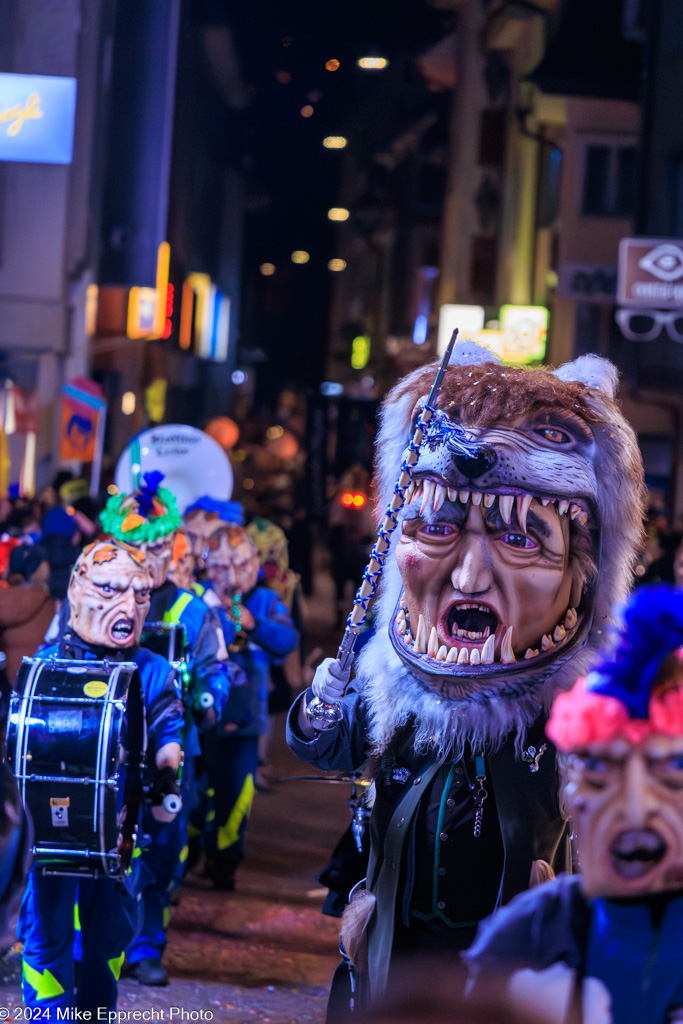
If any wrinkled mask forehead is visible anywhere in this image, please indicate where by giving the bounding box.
[207,534,260,592]
[389,367,602,695]
[68,542,152,648]
[185,509,228,540]
[566,733,683,899]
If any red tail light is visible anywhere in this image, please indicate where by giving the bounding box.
[341,492,367,509]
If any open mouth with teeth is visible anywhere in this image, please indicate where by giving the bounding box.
[610,829,668,881]
[110,618,134,643]
[405,478,590,528]
[448,603,496,642]
[389,480,594,678]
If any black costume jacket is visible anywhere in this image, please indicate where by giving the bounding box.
[286,688,570,1002]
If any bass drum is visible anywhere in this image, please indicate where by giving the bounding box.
[6,657,146,878]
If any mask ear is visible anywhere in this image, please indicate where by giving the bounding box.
[552,355,618,398]
[448,338,502,368]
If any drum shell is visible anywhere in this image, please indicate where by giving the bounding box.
[140,622,187,667]
[7,658,145,876]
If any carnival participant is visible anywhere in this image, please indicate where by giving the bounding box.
[466,586,683,1024]
[246,517,306,782]
[287,341,646,1012]
[99,473,235,986]
[183,495,244,572]
[19,539,184,1012]
[200,524,297,889]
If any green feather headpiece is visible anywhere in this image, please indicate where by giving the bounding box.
[100,471,182,544]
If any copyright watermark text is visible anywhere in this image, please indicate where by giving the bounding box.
[0,1011,214,1021]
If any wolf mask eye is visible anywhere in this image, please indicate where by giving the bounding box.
[535,426,572,445]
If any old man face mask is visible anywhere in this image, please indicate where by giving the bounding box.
[361,341,645,757]
[205,526,260,605]
[100,471,183,590]
[140,534,176,589]
[68,540,153,648]
[548,587,683,899]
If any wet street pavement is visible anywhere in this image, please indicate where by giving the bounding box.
[0,553,356,1023]
[0,718,351,1023]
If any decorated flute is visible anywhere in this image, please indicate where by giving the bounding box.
[305,328,459,728]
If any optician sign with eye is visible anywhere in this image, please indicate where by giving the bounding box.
[618,237,683,309]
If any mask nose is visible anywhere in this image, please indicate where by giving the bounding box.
[450,444,498,481]
[121,589,137,618]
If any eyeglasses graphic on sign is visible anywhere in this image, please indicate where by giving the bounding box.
[615,308,683,343]
[0,73,77,165]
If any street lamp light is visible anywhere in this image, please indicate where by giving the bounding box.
[357,56,389,69]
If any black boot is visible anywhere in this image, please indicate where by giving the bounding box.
[128,958,169,986]
[205,859,236,890]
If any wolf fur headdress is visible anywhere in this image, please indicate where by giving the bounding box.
[357,341,646,760]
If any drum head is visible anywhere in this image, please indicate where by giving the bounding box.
[115,425,233,513]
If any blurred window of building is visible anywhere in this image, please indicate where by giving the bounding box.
[574,301,602,358]
[582,143,637,217]
[538,146,563,228]
[666,154,683,236]
[469,236,498,302]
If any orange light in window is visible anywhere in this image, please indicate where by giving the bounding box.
[341,492,354,507]
[353,494,366,508]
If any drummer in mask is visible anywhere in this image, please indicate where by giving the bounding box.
[99,473,237,986]
[19,539,184,1014]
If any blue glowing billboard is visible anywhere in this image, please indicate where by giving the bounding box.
[0,73,77,164]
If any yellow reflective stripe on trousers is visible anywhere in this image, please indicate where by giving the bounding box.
[22,960,65,1000]
[108,951,125,980]
[163,591,194,625]
[217,773,255,850]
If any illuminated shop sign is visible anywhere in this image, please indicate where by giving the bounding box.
[437,304,548,364]
[0,73,77,164]
[179,273,230,361]
[126,242,170,340]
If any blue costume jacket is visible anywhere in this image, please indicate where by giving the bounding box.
[219,585,297,737]
[466,874,683,1024]
[147,579,234,724]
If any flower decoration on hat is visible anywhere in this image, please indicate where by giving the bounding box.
[100,471,182,544]
[547,587,683,751]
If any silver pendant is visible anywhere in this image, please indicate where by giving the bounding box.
[521,743,547,773]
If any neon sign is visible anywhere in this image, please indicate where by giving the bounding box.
[0,73,76,164]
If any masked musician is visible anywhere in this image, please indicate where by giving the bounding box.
[182,495,244,574]
[466,586,683,1024]
[199,524,297,890]
[99,473,236,986]
[287,342,646,1012]
[19,540,184,1013]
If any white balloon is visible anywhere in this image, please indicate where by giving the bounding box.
[115,424,233,513]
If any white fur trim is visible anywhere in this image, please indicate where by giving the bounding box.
[449,338,503,368]
[552,355,619,398]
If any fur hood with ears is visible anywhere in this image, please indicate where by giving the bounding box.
[356,342,646,762]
